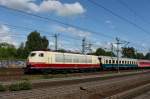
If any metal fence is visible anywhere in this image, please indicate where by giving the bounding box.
[0,59,26,68]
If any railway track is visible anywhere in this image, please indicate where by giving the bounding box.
[0,68,149,81]
[0,70,150,99]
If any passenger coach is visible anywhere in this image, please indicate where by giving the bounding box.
[138,60,150,69]
[99,56,138,69]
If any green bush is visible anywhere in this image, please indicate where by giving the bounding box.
[9,81,32,91]
[9,83,20,91]
[19,81,32,90]
[0,84,6,92]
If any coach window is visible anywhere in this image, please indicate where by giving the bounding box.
[125,61,126,64]
[116,60,118,64]
[39,53,44,57]
[122,61,124,64]
[109,60,111,64]
[113,60,115,64]
[119,61,121,64]
[106,60,108,64]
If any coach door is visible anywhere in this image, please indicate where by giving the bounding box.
[98,57,102,69]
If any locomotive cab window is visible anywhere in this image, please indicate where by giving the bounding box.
[39,53,44,57]
[30,53,36,57]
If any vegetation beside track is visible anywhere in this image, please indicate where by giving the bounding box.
[0,68,24,76]
[0,80,32,92]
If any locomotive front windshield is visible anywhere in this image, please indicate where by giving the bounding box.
[39,53,44,57]
[30,53,36,57]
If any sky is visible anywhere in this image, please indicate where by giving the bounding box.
[0,0,150,53]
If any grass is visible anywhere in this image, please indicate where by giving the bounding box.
[9,81,32,91]
[0,84,6,92]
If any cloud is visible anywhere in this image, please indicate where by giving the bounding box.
[54,25,91,37]
[105,20,111,24]
[105,20,116,29]
[94,42,113,50]
[0,0,85,16]
[0,0,38,12]
[0,24,17,45]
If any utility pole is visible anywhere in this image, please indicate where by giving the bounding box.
[82,38,93,54]
[116,37,120,73]
[111,43,114,57]
[54,34,58,51]
[82,37,86,54]
[88,43,92,53]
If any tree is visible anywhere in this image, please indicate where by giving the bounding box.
[16,42,28,59]
[145,53,150,60]
[94,48,106,56]
[41,36,49,49]
[25,31,49,53]
[0,42,17,59]
[105,51,115,56]
[136,52,144,59]
[57,49,68,53]
[0,42,15,48]
[122,47,136,58]
[94,48,115,56]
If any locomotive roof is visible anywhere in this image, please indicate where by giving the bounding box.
[30,51,139,60]
[30,51,97,57]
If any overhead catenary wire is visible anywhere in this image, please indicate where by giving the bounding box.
[88,0,150,36]
[116,0,150,25]
[0,5,114,39]
[0,21,83,41]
